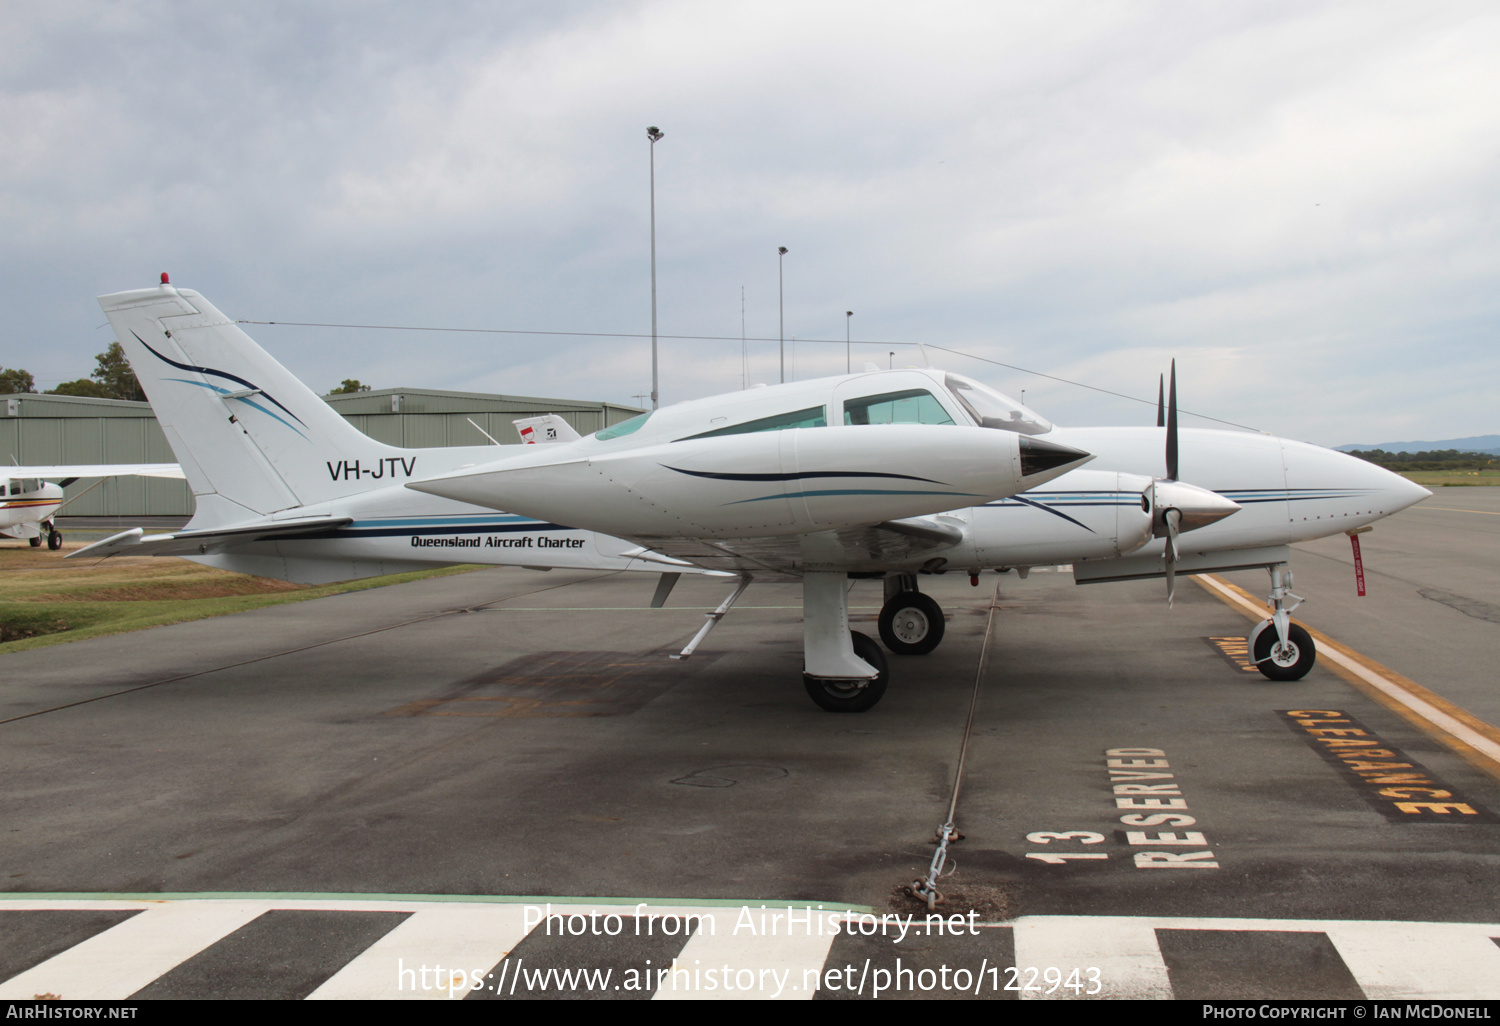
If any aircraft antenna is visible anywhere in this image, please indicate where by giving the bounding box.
[466,418,501,446]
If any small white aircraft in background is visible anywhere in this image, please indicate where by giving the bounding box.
[2,464,183,550]
[79,278,1426,712]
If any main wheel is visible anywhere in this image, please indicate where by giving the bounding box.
[803,632,889,713]
[878,591,945,655]
[47,530,62,551]
[1252,623,1316,681]
[29,536,41,547]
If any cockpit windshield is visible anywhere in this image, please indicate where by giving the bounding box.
[943,374,1052,435]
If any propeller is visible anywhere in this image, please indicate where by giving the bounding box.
[1162,362,1180,603]
[1165,360,1179,483]
[1146,361,1240,605]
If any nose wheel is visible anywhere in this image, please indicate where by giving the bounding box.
[1249,563,1316,680]
[878,591,946,655]
[1251,622,1315,680]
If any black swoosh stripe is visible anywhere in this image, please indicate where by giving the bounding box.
[136,331,307,428]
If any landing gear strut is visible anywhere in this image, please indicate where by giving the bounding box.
[802,571,889,712]
[1248,563,1316,680]
[878,573,946,655]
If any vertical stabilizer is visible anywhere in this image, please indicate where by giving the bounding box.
[100,284,413,522]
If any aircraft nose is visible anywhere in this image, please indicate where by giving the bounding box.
[1387,472,1433,511]
[1019,436,1093,477]
[1152,479,1241,533]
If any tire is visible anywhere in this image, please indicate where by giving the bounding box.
[1252,623,1316,681]
[47,530,62,551]
[878,591,945,655]
[29,536,41,547]
[803,632,889,713]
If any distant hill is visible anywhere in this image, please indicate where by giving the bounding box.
[1337,434,1500,455]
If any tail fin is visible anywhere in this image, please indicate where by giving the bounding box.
[101,283,422,524]
[514,414,582,444]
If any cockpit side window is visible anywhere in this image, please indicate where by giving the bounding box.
[678,406,827,441]
[843,389,955,426]
[595,411,653,441]
[944,374,1052,435]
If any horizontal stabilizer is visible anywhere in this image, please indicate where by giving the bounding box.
[5,464,184,481]
[66,516,353,560]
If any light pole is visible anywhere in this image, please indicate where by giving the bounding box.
[778,247,788,383]
[845,311,853,373]
[647,126,664,409]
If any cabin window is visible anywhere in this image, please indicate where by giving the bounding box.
[843,389,954,426]
[679,406,827,441]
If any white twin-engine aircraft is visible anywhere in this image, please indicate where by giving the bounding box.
[77,279,1427,712]
[3,465,183,549]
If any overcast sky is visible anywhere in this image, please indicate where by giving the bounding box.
[3,1,1496,446]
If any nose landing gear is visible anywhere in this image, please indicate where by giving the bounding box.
[1248,563,1316,680]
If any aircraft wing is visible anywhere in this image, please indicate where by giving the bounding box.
[66,516,354,560]
[642,516,965,575]
[6,464,185,482]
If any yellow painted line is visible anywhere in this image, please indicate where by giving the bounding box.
[1194,574,1500,782]
[1412,505,1500,515]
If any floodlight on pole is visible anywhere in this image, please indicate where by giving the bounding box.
[778,247,788,383]
[647,126,664,409]
[845,311,853,374]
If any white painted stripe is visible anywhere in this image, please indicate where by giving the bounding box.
[1321,921,1500,1001]
[1011,916,1172,1000]
[1196,574,1500,764]
[0,901,265,1001]
[653,913,837,1001]
[307,904,531,1001]
[4,902,1498,1000]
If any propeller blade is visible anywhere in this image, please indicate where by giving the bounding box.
[1164,507,1181,606]
[1165,360,1179,482]
[1156,374,1165,428]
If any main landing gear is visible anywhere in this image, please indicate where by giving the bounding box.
[27,521,61,550]
[1248,563,1316,680]
[877,573,946,655]
[802,571,889,712]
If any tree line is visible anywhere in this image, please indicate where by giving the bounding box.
[1346,449,1497,471]
[1,343,146,400]
[0,349,375,400]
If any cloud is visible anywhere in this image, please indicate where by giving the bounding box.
[2,0,1496,444]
